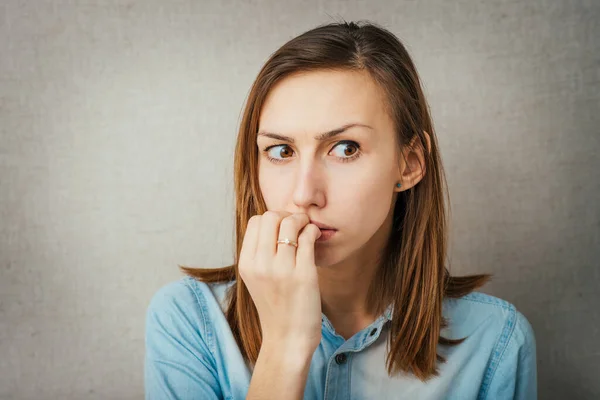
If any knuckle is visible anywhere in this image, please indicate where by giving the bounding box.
[262,211,282,224]
[307,223,320,235]
[262,210,275,218]
[299,223,319,239]
[245,217,259,232]
[314,225,321,235]
[280,215,299,230]
[293,213,310,224]
[287,213,309,228]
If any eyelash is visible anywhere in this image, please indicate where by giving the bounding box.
[261,140,362,164]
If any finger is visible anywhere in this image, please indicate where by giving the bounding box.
[257,210,290,258]
[295,223,321,276]
[275,213,309,262]
[239,215,260,265]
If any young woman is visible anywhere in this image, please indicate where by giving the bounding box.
[144,20,537,400]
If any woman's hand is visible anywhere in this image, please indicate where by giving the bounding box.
[239,211,323,353]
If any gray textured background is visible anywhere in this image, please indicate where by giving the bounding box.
[1,1,598,399]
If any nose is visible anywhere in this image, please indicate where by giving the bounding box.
[291,159,326,210]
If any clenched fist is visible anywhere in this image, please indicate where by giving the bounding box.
[239,211,323,353]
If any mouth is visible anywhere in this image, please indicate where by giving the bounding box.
[316,228,336,242]
[309,220,336,230]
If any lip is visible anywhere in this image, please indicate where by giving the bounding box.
[309,220,336,230]
[316,229,336,242]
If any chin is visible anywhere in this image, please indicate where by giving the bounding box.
[313,247,342,268]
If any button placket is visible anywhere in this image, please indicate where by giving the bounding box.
[324,352,351,400]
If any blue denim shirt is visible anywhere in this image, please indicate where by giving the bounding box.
[145,277,536,399]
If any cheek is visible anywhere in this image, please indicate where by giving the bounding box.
[334,177,393,233]
[258,167,288,209]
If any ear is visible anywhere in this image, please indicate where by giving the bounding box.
[395,131,431,191]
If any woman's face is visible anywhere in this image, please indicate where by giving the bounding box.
[257,69,402,266]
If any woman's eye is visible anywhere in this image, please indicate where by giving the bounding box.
[266,145,293,161]
[262,141,361,164]
[331,142,359,158]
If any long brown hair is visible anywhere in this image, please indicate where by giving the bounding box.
[181,20,490,381]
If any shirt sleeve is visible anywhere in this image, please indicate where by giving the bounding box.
[482,310,538,400]
[144,280,223,400]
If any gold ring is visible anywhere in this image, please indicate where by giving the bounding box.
[276,238,298,247]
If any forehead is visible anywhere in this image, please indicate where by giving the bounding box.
[258,69,389,134]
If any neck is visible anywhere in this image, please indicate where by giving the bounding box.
[317,211,394,339]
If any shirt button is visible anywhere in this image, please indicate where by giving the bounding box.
[335,353,347,365]
[370,328,377,336]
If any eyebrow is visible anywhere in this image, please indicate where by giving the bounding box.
[257,123,373,143]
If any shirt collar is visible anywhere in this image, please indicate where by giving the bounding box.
[384,302,394,321]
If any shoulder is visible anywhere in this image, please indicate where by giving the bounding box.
[148,276,235,311]
[145,277,238,399]
[145,277,236,343]
[443,292,537,398]
[443,291,534,341]
[146,277,206,320]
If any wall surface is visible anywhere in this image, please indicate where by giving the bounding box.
[1,1,598,399]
